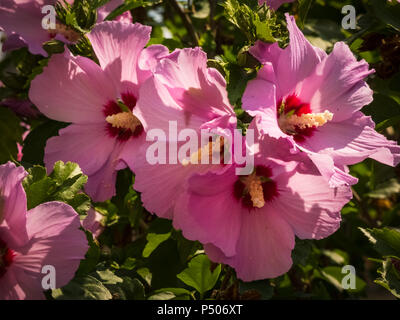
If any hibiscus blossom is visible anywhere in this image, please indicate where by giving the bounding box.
[0,162,88,300]
[0,0,131,56]
[29,21,169,201]
[258,0,295,10]
[243,14,400,187]
[173,118,352,281]
[132,47,237,219]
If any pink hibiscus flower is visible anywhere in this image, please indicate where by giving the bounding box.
[132,47,237,219]
[243,14,400,187]
[0,162,88,300]
[29,21,169,201]
[173,118,352,281]
[258,0,295,10]
[0,0,131,56]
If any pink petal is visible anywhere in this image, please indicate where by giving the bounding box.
[298,42,374,122]
[0,0,51,56]
[133,140,228,219]
[87,21,151,95]
[29,52,116,124]
[44,123,117,177]
[275,14,325,97]
[271,167,352,240]
[0,267,44,300]
[135,76,207,134]
[173,169,241,257]
[82,208,104,239]
[0,162,28,248]
[205,208,295,281]
[44,123,125,202]
[303,150,359,187]
[242,78,276,116]
[304,112,400,167]
[154,48,235,119]
[138,44,170,74]
[13,202,88,291]
[83,143,126,202]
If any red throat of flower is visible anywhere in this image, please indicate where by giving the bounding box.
[276,94,333,142]
[233,165,279,210]
[0,238,15,278]
[103,92,144,142]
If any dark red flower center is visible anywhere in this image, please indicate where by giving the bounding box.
[0,237,15,278]
[233,165,278,210]
[276,94,333,143]
[103,92,144,142]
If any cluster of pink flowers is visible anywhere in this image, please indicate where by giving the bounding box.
[0,162,88,299]
[1,0,399,298]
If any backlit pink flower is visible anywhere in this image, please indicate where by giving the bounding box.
[173,119,352,281]
[258,0,295,10]
[243,14,400,187]
[0,0,131,56]
[132,47,237,219]
[82,209,104,239]
[0,162,88,300]
[29,21,169,201]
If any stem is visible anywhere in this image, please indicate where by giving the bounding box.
[167,0,199,46]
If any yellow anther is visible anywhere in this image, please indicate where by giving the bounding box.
[279,110,333,132]
[242,173,265,208]
[106,112,142,132]
[182,136,224,166]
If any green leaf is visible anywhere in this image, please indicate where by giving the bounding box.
[68,193,91,215]
[52,275,113,300]
[77,231,101,275]
[297,0,313,29]
[22,166,56,209]
[226,63,257,107]
[108,277,145,300]
[291,239,313,266]
[360,227,400,259]
[375,259,400,299]
[51,161,87,194]
[321,249,349,265]
[0,106,24,164]
[137,267,152,287]
[319,266,366,293]
[148,288,193,300]
[95,270,123,285]
[223,0,278,43]
[362,93,400,125]
[143,232,172,258]
[370,0,400,31]
[177,254,221,295]
[22,162,89,214]
[367,178,400,199]
[22,120,68,166]
[106,0,161,21]
[142,218,173,258]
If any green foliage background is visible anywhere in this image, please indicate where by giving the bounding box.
[1,0,400,300]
